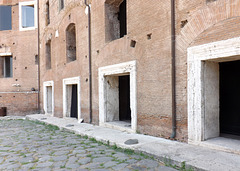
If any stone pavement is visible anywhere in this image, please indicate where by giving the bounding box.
[0,119,176,171]
[26,114,240,171]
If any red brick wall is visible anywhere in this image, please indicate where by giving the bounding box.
[38,0,240,142]
[0,92,38,116]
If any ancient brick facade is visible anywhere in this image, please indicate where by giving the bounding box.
[2,0,240,143]
[38,0,240,142]
[0,0,38,115]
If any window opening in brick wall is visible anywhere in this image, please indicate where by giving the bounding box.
[206,0,217,3]
[66,23,76,62]
[0,56,12,78]
[19,1,37,31]
[46,1,50,25]
[0,5,12,31]
[59,0,64,11]
[46,40,51,70]
[105,0,127,42]
[22,5,34,28]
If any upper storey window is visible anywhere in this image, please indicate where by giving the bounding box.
[19,1,37,31]
[0,56,13,78]
[59,0,64,11]
[66,23,76,62]
[0,5,12,31]
[46,1,50,25]
[105,0,127,42]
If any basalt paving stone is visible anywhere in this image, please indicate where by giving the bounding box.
[0,119,176,171]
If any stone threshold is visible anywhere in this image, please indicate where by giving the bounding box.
[190,137,240,155]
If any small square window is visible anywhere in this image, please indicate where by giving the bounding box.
[0,56,13,78]
[19,1,37,31]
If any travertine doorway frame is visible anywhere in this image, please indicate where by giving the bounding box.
[188,37,240,144]
[63,77,81,120]
[99,61,137,133]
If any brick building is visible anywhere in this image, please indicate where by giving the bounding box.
[1,0,240,153]
[0,0,38,115]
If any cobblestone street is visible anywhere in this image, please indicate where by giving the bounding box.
[0,119,176,171]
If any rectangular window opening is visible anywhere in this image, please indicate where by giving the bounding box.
[22,5,34,28]
[105,0,127,42]
[46,1,50,25]
[66,24,76,62]
[0,5,12,31]
[19,1,37,31]
[46,41,51,70]
[59,0,64,11]
[0,56,13,78]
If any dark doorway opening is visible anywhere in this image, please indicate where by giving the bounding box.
[119,0,127,38]
[220,60,240,136]
[119,75,131,121]
[70,84,78,119]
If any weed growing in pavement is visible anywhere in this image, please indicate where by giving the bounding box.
[89,137,97,143]
[86,154,92,157]
[164,157,194,171]
[21,162,31,165]
[28,120,59,131]
[30,165,36,169]
[83,135,88,139]
[60,165,66,168]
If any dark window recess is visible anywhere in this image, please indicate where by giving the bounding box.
[0,56,13,78]
[66,23,76,62]
[46,1,50,25]
[130,40,136,48]
[35,55,39,65]
[220,60,240,136]
[0,5,12,31]
[181,20,188,28]
[119,0,127,38]
[22,5,34,28]
[46,41,51,69]
[206,0,217,3]
[59,0,64,10]
[105,0,127,42]
[119,75,131,121]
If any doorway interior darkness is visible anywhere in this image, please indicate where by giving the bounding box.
[220,60,240,136]
[119,75,131,122]
[70,84,78,119]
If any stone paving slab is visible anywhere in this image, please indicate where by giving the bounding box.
[26,114,240,171]
[0,118,176,171]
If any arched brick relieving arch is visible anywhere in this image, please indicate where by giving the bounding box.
[177,0,240,51]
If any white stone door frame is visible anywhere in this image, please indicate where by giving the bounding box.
[99,60,137,133]
[63,76,81,120]
[188,37,240,144]
[43,81,54,116]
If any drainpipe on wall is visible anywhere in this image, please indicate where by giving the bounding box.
[171,0,177,139]
[84,0,93,123]
[37,0,41,113]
